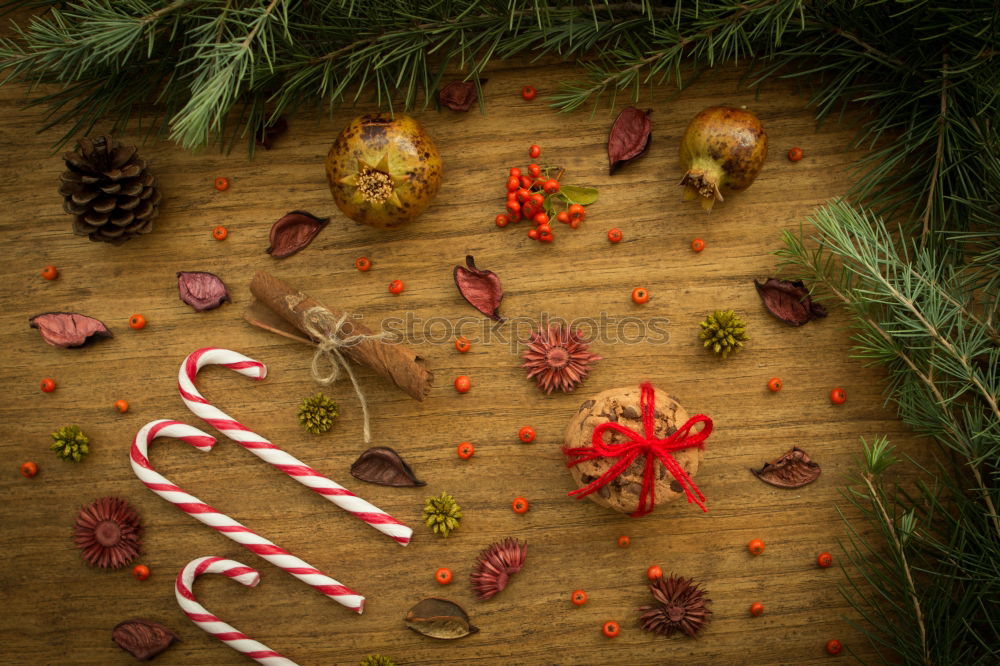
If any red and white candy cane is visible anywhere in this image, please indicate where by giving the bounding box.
[177,556,298,665]
[178,347,412,546]
[131,419,365,613]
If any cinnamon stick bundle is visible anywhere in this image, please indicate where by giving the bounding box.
[245,270,432,401]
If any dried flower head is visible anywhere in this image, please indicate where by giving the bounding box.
[359,656,396,666]
[297,393,339,434]
[51,424,90,462]
[521,325,601,394]
[470,537,528,600]
[639,574,712,638]
[422,491,462,538]
[73,497,142,568]
[699,309,749,359]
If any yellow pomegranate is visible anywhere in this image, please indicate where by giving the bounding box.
[325,113,443,228]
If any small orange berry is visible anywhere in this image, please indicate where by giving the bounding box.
[457,442,475,460]
[528,144,541,158]
[455,336,471,353]
[748,538,765,556]
[40,378,56,393]
[691,238,705,252]
[571,589,588,606]
[435,567,453,584]
[825,639,843,655]
[388,279,405,295]
[114,399,129,414]
[212,225,228,240]
[817,552,833,568]
[788,147,804,162]
[512,497,529,514]
[454,375,471,393]
[518,426,535,443]
[830,387,846,405]
[214,176,230,191]
[602,621,620,638]
[607,228,623,243]
[767,377,783,392]
[41,265,59,280]
[617,535,630,548]
[646,565,663,580]
[355,257,372,271]
[750,602,764,617]
[132,564,150,581]
[631,287,649,304]
[129,314,146,330]
[20,461,38,478]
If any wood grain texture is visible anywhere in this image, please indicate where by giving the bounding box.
[0,54,925,665]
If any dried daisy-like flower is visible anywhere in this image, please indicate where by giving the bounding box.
[521,325,601,394]
[639,574,712,638]
[470,537,527,600]
[423,491,462,537]
[73,497,142,569]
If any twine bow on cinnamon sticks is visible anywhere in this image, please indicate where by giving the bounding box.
[244,270,433,443]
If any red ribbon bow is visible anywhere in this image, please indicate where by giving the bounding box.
[564,382,713,517]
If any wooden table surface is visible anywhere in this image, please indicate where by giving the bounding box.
[0,55,924,665]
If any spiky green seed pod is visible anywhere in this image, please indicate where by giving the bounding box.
[699,309,749,359]
[297,393,339,434]
[422,491,462,538]
[359,656,396,666]
[51,425,90,462]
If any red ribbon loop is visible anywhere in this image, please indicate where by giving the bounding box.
[563,383,712,517]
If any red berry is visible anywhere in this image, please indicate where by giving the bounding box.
[533,213,549,226]
[543,179,560,194]
[388,279,404,295]
[506,176,520,192]
[825,639,843,656]
[607,228,623,243]
[41,265,58,280]
[767,377,782,392]
[602,621,620,638]
[114,399,129,414]
[355,256,372,271]
[631,287,649,304]
[817,552,833,568]
[568,203,585,220]
[509,166,522,177]
[213,177,229,191]
[748,538,765,555]
[457,442,475,460]
[528,164,541,178]
[788,147,804,162]
[538,228,554,243]
[212,225,228,240]
[20,461,38,478]
[129,314,147,330]
[516,188,531,203]
[522,202,538,219]
[569,218,581,229]
[506,200,521,219]
[830,387,846,405]
[454,375,471,393]
[646,565,663,580]
[691,238,705,252]
[527,228,539,240]
[556,211,570,225]
[518,426,535,443]
[617,535,630,548]
[528,144,541,158]
[435,567,453,584]
[40,378,56,393]
[750,602,764,617]
[495,214,510,228]
[132,564,150,581]
[521,86,537,101]
[511,497,529,514]
[519,175,533,189]
[455,337,471,353]
[571,589,587,606]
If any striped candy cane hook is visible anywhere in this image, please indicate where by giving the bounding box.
[130,419,365,613]
[177,556,298,665]
[178,348,412,546]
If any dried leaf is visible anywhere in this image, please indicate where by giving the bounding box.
[753,278,828,326]
[751,447,821,489]
[454,255,503,321]
[266,210,329,258]
[608,107,652,175]
[405,598,479,640]
[177,271,231,312]
[29,312,112,348]
[112,618,179,660]
[350,447,425,487]
[256,116,288,150]
[438,79,485,112]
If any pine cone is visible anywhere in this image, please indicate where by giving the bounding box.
[297,393,339,434]
[59,135,161,244]
[699,309,749,359]
[359,657,396,666]
[422,491,462,538]
[51,425,90,462]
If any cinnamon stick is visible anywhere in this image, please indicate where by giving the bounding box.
[246,270,432,401]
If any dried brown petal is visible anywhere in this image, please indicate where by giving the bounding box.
[454,255,503,321]
[753,278,828,326]
[29,312,112,348]
[256,116,288,150]
[177,271,231,312]
[266,210,329,258]
[405,598,479,639]
[112,619,179,660]
[751,447,821,489]
[608,107,652,175]
[438,79,485,112]
[350,447,425,487]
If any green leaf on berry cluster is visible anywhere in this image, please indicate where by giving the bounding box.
[557,185,599,206]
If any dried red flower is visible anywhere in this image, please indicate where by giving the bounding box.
[470,537,527,600]
[639,574,712,638]
[521,325,601,394]
[73,497,142,569]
